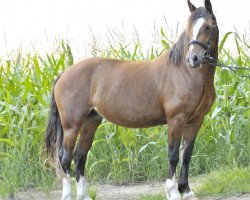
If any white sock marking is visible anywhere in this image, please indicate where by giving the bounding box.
[183,190,196,200]
[165,175,181,200]
[62,175,71,200]
[77,176,92,200]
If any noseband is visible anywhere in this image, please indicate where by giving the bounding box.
[188,25,217,61]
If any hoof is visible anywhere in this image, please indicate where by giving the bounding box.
[167,194,182,200]
[183,191,198,200]
[166,178,182,200]
[61,194,71,200]
[76,195,92,200]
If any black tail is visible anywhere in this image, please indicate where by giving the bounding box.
[45,76,63,161]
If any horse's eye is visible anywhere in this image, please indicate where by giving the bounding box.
[205,25,211,32]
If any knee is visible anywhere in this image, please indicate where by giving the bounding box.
[168,152,179,165]
[74,150,87,165]
[74,151,82,162]
[58,146,64,162]
[182,144,194,165]
[74,151,87,181]
[182,156,191,166]
[61,150,72,174]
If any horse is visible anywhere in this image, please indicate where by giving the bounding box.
[45,0,219,199]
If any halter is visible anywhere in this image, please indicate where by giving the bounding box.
[188,25,217,61]
[187,25,250,78]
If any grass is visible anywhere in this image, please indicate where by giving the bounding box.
[139,194,166,200]
[0,42,72,197]
[0,27,249,198]
[195,167,250,197]
[89,187,97,200]
[139,167,250,199]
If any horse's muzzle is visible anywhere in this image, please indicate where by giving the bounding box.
[186,53,203,68]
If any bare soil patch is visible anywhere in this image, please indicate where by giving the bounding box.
[3,182,250,200]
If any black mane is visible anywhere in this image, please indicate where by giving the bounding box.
[169,32,187,65]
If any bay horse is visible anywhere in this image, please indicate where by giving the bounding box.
[45,0,219,199]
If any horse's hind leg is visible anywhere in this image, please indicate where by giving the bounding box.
[60,125,81,200]
[74,110,102,200]
[59,110,90,200]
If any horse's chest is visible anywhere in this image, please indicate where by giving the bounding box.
[188,85,215,123]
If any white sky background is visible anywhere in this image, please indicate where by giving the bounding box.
[0,0,249,60]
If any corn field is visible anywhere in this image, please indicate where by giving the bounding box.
[0,30,249,197]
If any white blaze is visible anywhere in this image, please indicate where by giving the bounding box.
[190,18,205,52]
[193,18,205,40]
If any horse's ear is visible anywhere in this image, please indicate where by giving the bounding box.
[204,0,213,14]
[188,0,196,12]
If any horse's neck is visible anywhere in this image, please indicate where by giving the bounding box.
[168,32,187,66]
[151,52,216,90]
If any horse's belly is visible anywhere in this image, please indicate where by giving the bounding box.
[91,64,166,127]
[93,104,166,128]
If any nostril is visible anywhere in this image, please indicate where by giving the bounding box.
[193,55,198,62]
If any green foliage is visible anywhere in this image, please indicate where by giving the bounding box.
[87,124,168,183]
[0,41,73,197]
[190,32,250,175]
[89,187,97,200]
[0,30,249,198]
[195,168,250,197]
[139,193,165,200]
[138,167,250,199]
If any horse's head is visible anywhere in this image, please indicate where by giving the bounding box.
[186,0,218,68]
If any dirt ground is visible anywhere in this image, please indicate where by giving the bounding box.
[3,182,250,200]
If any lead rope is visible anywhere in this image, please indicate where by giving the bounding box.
[203,57,250,79]
[189,25,250,79]
[204,26,250,79]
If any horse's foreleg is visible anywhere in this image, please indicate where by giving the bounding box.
[166,114,186,200]
[74,113,102,200]
[178,119,203,200]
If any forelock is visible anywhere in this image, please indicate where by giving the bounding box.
[188,7,213,29]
